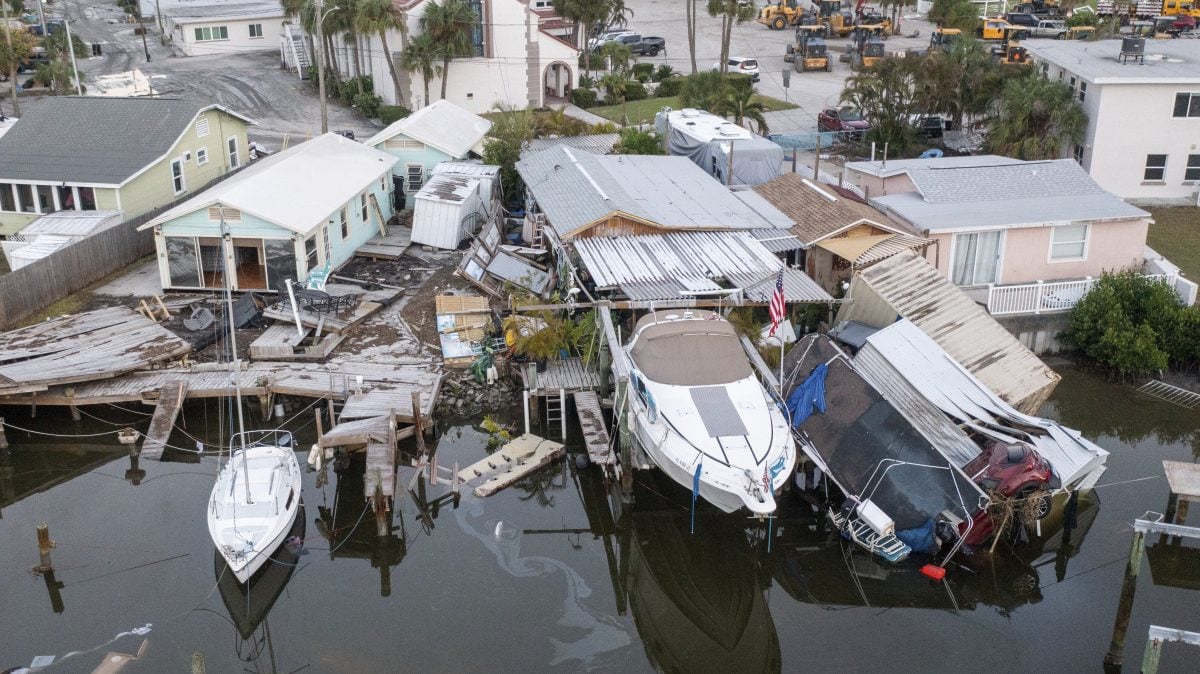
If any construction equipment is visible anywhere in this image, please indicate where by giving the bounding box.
[851,27,886,68]
[1063,25,1097,39]
[978,17,1029,41]
[994,32,1032,65]
[758,0,804,30]
[856,11,893,36]
[816,0,858,37]
[929,27,962,50]
[1011,0,1062,16]
[786,26,832,71]
[1161,0,1200,19]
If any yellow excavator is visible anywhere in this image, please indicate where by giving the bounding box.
[759,0,805,30]
[786,26,832,71]
[929,26,962,50]
[994,32,1032,65]
[851,27,886,68]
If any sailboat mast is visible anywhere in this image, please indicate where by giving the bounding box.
[220,212,252,505]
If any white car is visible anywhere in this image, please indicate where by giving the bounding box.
[712,57,760,82]
[588,29,633,51]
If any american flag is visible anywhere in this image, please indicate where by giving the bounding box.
[768,268,785,336]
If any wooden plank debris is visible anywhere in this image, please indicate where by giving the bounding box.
[261,284,403,334]
[459,433,565,497]
[140,381,187,460]
[525,357,600,394]
[573,391,612,466]
[355,225,412,260]
[248,323,344,361]
[363,412,398,500]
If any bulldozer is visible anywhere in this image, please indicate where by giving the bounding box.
[815,0,859,37]
[929,26,962,50]
[851,27,886,67]
[786,26,832,71]
[856,11,893,36]
[993,33,1032,65]
[759,0,804,30]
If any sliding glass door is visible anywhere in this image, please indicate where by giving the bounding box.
[951,231,1003,286]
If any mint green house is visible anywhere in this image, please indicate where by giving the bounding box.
[0,97,255,236]
[141,133,398,292]
[365,100,492,209]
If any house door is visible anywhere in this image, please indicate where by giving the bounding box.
[197,237,226,289]
[951,231,1003,286]
[232,238,267,290]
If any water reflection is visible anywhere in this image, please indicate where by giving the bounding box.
[314,453,406,597]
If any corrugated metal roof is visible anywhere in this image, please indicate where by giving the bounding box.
[365,100,491,158]
[19,210,123,237]
[572,231,831,303]
[432,162,500,178]
[416,174,479,205]
[524,133,620,155]
[844,249,1059,412]
[750,228,805,253]
[516,147,790,238]
[855,234,932,267]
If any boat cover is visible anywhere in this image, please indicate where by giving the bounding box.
[630,313,752,386]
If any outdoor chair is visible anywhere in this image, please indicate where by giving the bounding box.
[183,306,215,331]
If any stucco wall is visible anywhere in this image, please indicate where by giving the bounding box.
[845,169,916,199]
[928,218,1149,286]
[173,17,285,57]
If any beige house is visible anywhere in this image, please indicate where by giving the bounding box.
[0,97,255,236]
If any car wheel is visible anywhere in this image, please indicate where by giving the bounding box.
[1012,571,1039,597]
[649,46,660,56]
[1056,32,1065,39]
[825,61,831,72]
[772,16,786,30]
[1017,486,1052,520]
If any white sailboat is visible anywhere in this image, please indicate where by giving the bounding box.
[207,218,302,584]
[624,311,796,516]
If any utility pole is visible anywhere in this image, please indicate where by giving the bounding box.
[155,0,164,45]
[1,0,18,117]
[35,0,47,42]
[135,2,150,62]
[315,0,328,134]
[64,16,81,95]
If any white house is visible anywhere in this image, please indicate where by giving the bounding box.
[1025,39,1200,205]
[342,0,579,114]
[164,1,286,57]
[140,133,398,292]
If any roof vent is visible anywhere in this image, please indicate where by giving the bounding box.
[1119,37,1145,65]
[680,108,699,117]
[717,124,741,136]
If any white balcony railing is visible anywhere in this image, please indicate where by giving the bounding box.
[986,274,1178,316]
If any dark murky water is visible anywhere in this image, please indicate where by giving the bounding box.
[0,364,1197,672]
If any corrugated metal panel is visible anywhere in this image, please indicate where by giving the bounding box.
[750,228,805,253]
[740,267,832,303]
[19,210,124,237]
[412,177,481,250]
[524,134,620,155]
[854,234,931,267]
[842,250,1059,413]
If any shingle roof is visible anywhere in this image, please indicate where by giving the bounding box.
[908,159,1103,203]
[517,146,791,238]
[0,97,254,185]
[365,100,492,158]
[753,173,912,245]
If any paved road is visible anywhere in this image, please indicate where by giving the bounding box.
[12,0,381,150]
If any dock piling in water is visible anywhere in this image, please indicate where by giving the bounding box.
[35,522,54,572]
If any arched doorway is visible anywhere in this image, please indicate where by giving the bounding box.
[543,61,574,102]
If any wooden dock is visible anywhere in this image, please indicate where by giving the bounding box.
[262,284,403,334]
[522,357,601,394]
[139,381,187,460]
[355,227,413,260]
[248,324,345,360]
[363,412,399,501]
[0,306,192,396]
[573,391,613,466]
[459,433,565,497]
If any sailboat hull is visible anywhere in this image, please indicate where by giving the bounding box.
[208,445,303,584]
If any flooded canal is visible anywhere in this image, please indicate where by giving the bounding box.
[0,363,1196,672]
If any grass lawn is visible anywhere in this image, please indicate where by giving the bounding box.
[588,94,797,126]
[1146,207,1200,281]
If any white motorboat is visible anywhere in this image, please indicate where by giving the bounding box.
[624,310,796,516]
[208,431,303,583]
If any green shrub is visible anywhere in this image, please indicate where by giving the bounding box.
[654,76,683,98]
[624,80,647,101]
[571,88,598,108]
[380,105,411,124]
[614,127,662,155]
[632,63,654,83]
[652,65,677,82]
[354,92,383,118]
[578,74,596,89]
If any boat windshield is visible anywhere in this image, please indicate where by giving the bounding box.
[631,319,752,386]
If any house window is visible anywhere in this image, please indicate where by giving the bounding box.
[951,231,1003,286]
[227,136,240,169]
[406,164,424,191]
[171,158,186,194]
[1077,81,1086,103]
[1174,93,1200,118]
[1073,144,1085,165]
[1144,154,1167,182]
[35,184,55,213]
[304,235,319,272]
[77,187,96,211]
[166,237,202,288]
[466,0,484,56]
[57,185,73,210]
[0,184,14,212]
[15,184,35,213]
[194,26,229,42]
[338,206,349,240]
[196,117,210,137]
[249,23,263,38]
[1186,155,1200,182]
[197,148,209,165]
[360,193,369,223]
[1050,223,1089,261]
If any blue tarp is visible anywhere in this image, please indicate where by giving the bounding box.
[787,363,828,426]
[895,519,937,554]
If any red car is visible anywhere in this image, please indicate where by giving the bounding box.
[959,439,1055,545]
[817,107,870,138]
[1172,14,1196,31]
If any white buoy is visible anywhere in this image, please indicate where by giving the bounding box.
[307,444,322,470]
[274,403,285,418]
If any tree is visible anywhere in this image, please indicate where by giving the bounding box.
[482,105,536,205]
[928,0,979,32]
[355,0,407,107]
[841,57,918,152]
[685,0,698,73]
[598,71,628,122]
[986,73,1086,160]
[420,0,477,100]
[678,70,729,111]
[0,21,36,117]
[706,0,755,74]
[712,75,768,134]
[614,127,662,155]
[911,38,1009,129]
[400,32,441,108]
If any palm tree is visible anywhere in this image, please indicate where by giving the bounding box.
[420,0,477,100]
[598,72,628,123]
[706,0,756,74]
[841,57,919,151]
[355,0,407,107]
[400,32,441,108]
[987,74,1086,160]
[713,77,768,134]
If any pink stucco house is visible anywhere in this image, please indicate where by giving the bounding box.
[844,156,1194,314]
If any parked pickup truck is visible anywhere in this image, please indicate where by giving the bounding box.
[591,33,666,56]
[1030,19,1068,38]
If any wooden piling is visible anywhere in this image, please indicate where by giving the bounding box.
[258,394,270,422]
[0,417,8,449]
[411,392,425,455]
[1104,528,1146,669]
[36,522,55,571]
[191,651,206,674]
[314,408,324,439]
[373,480,388,537]
[68,389,80,422]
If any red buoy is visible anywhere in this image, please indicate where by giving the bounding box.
[920,564,946,581]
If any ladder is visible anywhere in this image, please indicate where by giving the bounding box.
[530,213,546,249]
[544,388,567,440]
[285,24,311,78]
[1137,380,1200,410]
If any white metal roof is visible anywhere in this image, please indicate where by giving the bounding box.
[12,235,71,262]
[365,100,492,158]
[415,174,479,205]
[845,155,1022,179]
[860,320,1109,489]
[665,108,757,143]
[431,162,500,178]
[142,133,398,235]
[19,210,123,237]
[572,231,832,303]
[1025,40,1200,84]
[165,2,284,22]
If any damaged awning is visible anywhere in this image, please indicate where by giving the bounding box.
[857,320,1109,489]
[815,233,933,268]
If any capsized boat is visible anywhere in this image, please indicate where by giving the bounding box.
[208,430,303,584]
[624,310,796,515]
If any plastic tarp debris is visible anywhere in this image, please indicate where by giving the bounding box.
[896,519,936,554]
[787,362,827,426]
